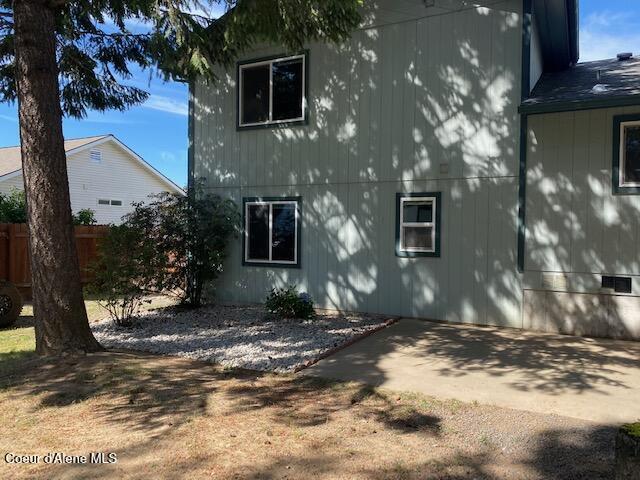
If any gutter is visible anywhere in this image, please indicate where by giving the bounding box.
[519,95,640,116]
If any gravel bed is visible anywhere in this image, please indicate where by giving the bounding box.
[91,304,394,373]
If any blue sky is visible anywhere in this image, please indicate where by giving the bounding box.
[0,1,638,187]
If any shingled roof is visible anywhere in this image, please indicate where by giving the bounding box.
[0,135,108,178]
[520,57,640,115]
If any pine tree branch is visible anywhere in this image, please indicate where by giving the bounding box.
[76,30,151,39]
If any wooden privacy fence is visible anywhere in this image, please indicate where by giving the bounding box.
[0,223,109,299]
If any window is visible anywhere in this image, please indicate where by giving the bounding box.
[243,197,301,267]
[395,192,441,257]
[613,114,640,194]
[98,199,123,206]
[238,53,306,128]
[90,149,102,164]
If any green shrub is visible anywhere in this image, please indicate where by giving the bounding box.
[72,208,97,225]
[0,189,27,223]
[123,185,240,308]
[265,286,315,319]
[89,184,239,320]
[87,224,162,326]
[622,423,640,438]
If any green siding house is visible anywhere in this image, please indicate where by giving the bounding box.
[190,0,640,340]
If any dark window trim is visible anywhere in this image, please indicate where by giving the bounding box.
[395,192,442,258]
[236,51,309,131]
[242,196,302,268]
[613,113,640,195]
[517,0,533,274]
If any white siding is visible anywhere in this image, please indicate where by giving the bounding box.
[0,140,180,224]
[0,174,23,195]
[529,14,543,92]
[193,0,525,328]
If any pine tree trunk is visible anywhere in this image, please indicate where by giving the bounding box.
[12,0,102,355]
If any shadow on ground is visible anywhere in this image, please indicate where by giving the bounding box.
[0,351,617,479]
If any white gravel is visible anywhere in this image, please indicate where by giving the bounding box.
[91,304,394,373]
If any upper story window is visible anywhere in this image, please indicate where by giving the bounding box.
[90,149,102,164]
[243,197,301,267]
[614,114,640,194]
[395,192,441,258]
[238,53,307,128]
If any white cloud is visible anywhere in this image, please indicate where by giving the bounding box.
[159,151,177,162]
[0,114,17,123]
[143,95,188,116]
[83,112,140,125]
[580,10,640,62]
[583,11,628,30]
[580,30,640,62]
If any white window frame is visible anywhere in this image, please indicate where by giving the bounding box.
[244,200,299,265]
[619,120,640,188]
[97,199,123,207]
[399,196,437,253]
[238,54,306,128]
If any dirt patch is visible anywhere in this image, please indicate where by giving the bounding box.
[0,351,615,479]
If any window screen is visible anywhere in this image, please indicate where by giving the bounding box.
[241,64,270,125]
[247,204,270,261]
[244,198,300,266]
[272,58,304,121]
[238,54,306,127]
[623,124,640,185]
[396,193,441,257]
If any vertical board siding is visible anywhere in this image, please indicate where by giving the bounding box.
[525,106,640,278]
[194,0,523,327]
[210,179,520,326]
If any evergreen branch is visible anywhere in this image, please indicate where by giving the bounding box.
[76,30,151,39]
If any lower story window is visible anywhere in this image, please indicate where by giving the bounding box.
[395,192,441,257]
[613,114,640,194]
[243,197,301,267]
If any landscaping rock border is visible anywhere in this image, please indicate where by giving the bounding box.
[92,304,398,373]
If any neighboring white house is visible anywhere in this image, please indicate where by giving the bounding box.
[0,135,183,224]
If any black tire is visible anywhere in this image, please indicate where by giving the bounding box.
[0,281,23,328]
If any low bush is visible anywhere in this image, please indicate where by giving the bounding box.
[0,189,27,223]
[265,286,315,319]
[87,224,161,326]
[73,208,97,225]
[123,186,240,307]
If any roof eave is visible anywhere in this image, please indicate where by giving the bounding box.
[519,95,640,115]
[533,0,579,71]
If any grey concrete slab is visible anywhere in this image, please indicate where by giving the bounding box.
[302,318,640,424]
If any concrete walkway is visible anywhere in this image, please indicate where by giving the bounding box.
[302,318,640,424]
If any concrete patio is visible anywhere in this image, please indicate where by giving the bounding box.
[302,318,640,424]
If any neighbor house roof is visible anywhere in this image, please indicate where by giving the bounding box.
[520,57,640,115]
[0,135,108,177]
[0,134,183,194]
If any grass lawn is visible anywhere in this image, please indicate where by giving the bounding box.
[0,299,615,479]
[0,296,176,377]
